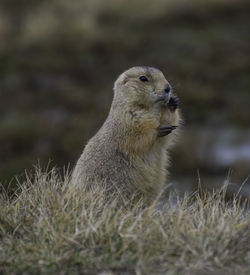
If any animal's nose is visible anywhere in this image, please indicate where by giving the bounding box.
[164,84,171,93]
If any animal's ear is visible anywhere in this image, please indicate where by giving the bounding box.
[122,77,128,84]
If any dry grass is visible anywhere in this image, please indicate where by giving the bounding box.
[0,167,250,274]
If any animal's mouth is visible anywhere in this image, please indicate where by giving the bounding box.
[155,90,171,104]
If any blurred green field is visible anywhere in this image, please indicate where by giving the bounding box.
[0,0,250,193]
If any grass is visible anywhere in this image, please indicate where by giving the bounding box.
[0,167,250,274]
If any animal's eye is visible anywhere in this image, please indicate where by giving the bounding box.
[139,76,148,82]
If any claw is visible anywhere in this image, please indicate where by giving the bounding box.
[158,125,177,137]
[168,96,179,111]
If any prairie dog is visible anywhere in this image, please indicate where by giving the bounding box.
[71,66,181,204]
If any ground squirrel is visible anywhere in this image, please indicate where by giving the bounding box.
[71,66,181,205]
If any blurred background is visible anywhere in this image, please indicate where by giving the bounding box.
[0,0,250,196]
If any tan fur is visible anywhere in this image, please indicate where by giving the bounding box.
[71,66,181,205]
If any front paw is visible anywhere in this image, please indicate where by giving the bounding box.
[168,96,179,111]
[158,125,177,137]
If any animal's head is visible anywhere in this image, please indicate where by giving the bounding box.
[112,66,172,109]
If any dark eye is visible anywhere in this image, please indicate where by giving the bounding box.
[139,76,148,82]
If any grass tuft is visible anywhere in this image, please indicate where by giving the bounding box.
[0,167,250,274]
